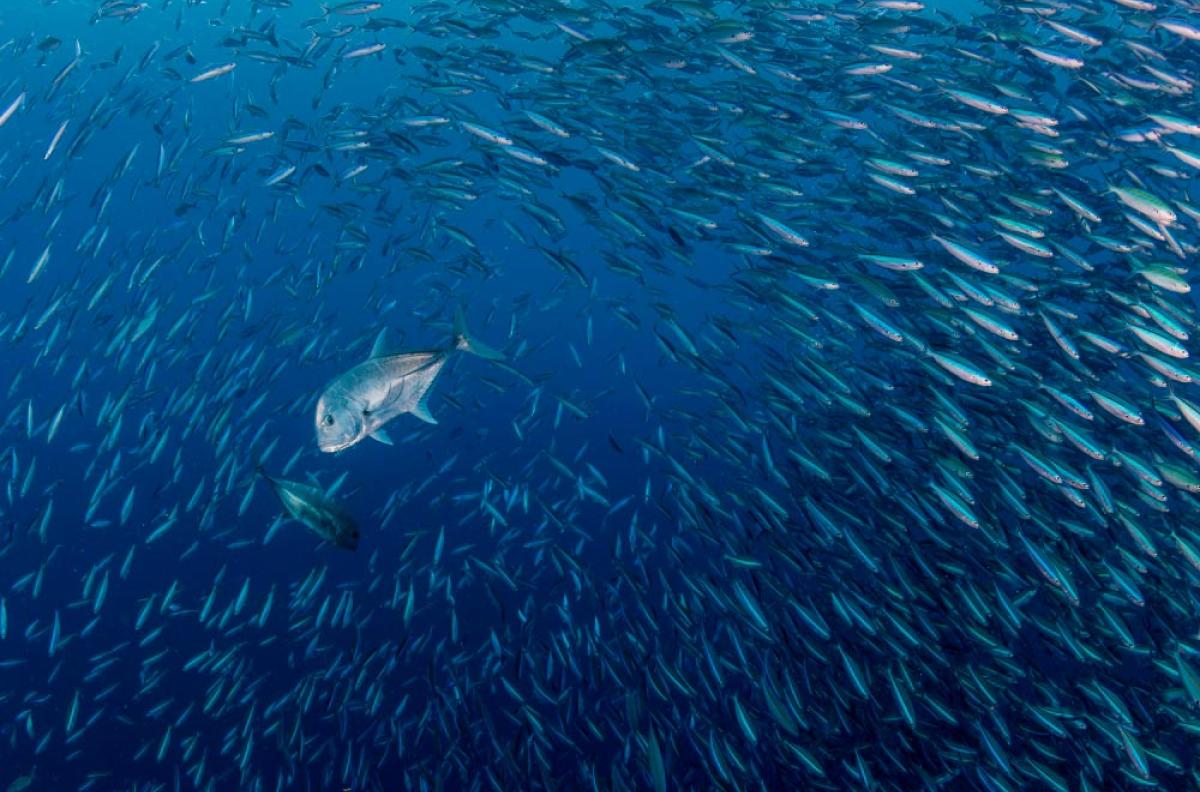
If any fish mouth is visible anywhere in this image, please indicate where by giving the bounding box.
[318,439,353,453]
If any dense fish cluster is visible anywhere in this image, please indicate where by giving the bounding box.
[2,0,1200,789]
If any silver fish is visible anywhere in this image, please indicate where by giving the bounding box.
[259,469,359,551]
[316,309,503,453]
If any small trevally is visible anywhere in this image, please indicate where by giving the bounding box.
[316,308,503,453]
[259,469,359,551]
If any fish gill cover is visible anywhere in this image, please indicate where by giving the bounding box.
[1,0,1199,789]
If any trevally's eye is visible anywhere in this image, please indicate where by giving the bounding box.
[323,414,335,426]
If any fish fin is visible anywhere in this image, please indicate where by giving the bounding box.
[369,328,388,358]
[369,428,394,445]
[411,393,438,425]
[453,306,505,360]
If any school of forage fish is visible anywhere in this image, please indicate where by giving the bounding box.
[1,0,1200,790]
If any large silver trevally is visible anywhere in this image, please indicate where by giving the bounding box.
[259,468,360,551]
[315,308,503,453]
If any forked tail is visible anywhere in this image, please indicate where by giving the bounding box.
[453,307,505,361]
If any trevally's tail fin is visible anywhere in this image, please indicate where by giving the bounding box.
[453,307,505,361]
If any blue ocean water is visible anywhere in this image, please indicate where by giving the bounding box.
[3,1,1200,790]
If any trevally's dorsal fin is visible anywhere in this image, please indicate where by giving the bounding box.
[368,328,388,359]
